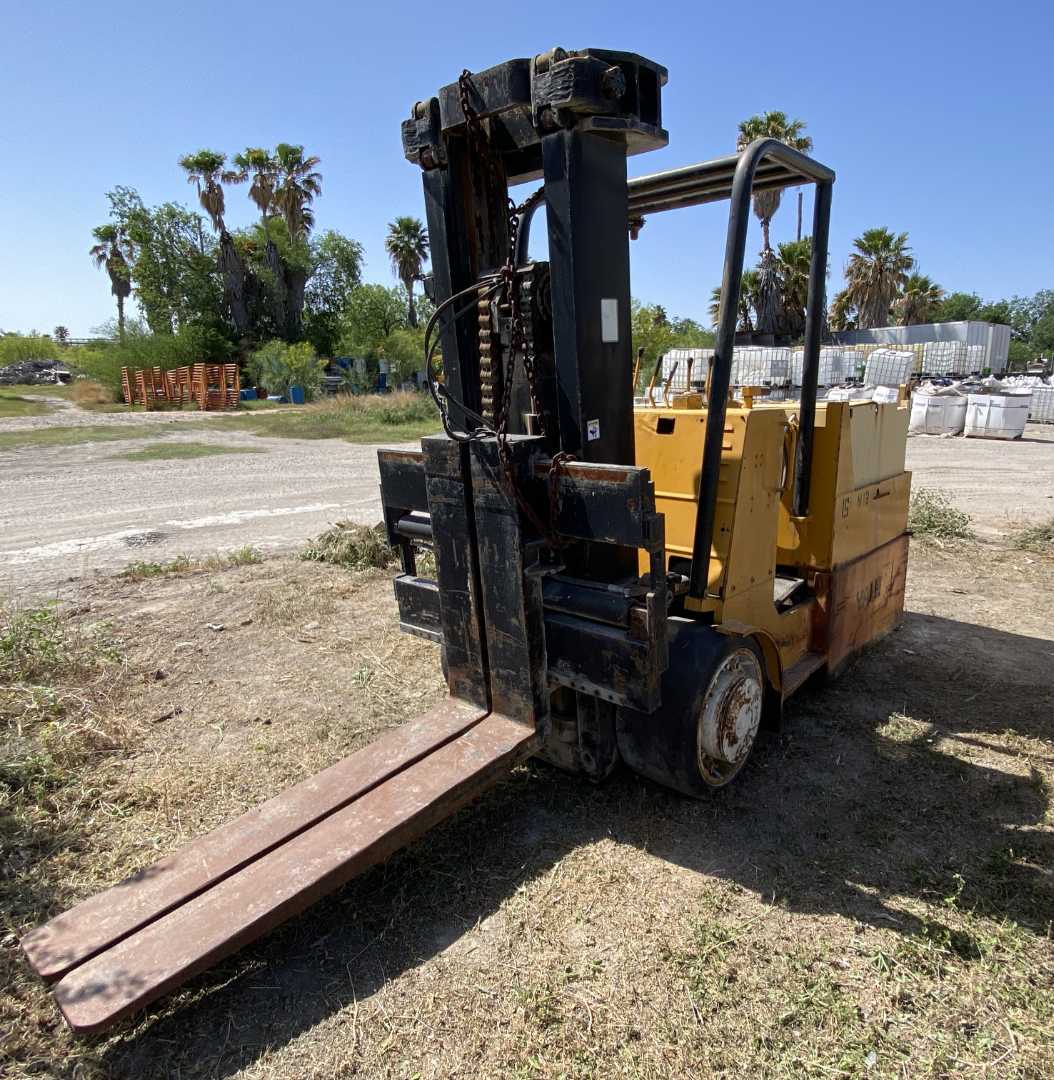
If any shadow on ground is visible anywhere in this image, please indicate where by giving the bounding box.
[99,610,1053,1077]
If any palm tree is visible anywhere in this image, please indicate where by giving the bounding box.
[896,273,944,326]
[829,289,857,331]
[736,111,813,255]
[231,148,279,237]
[775,237,812,337]
[179,149,251,337]
[230,147,290,333]
[841,228,914,329]
[274,143,321,240]
[178,150,236,233]
[89,224,133,339]
[385,217,430,327]
[710,269,761,333]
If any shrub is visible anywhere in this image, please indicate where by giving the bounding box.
[247,340,326,401]
[0,334,60,366]
[908,488,974,542]
[72,324,234,397]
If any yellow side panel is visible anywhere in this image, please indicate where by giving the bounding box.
[777,400,911,570]
[635,405,789,609]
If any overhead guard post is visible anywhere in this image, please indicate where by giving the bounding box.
[687,139,835,600]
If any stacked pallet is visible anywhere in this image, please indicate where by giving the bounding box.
[120,365,239,410]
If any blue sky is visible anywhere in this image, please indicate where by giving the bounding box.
[2,0,1051,337]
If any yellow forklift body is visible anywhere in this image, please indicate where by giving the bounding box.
[634,399,912,685]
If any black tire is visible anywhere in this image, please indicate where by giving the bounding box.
[616,619,767,797]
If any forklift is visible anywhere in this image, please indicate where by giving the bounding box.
[22,46,911,1033]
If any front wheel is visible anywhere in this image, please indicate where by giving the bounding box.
[616,621,766,797]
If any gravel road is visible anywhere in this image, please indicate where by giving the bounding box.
[1,396,1052,602]
[0,399,412,601]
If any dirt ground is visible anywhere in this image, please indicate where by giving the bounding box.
[3,527,1053,1078]
[0,397,411,601]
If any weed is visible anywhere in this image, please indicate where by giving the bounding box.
[226,545,263,566]
[119,547,262,581]
[300,521,396,571]
[1010,517,1054,555]
[908,487,974,542]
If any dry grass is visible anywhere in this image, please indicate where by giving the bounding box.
[2,548,1053,1079]
[1,603,139,1078]
[1011,517,1054,555]
[71,379,114,406]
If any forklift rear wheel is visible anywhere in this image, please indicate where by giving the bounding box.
[616,622,766,796]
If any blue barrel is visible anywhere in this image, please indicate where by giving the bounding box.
[239,388,258,401]
[288,385,306,405]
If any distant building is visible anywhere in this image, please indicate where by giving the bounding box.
[831,321,1010,374]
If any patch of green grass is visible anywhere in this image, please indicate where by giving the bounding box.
[119,546,263,581]
[0,392,51,417]
[0,383,75,399]
[112,440,267,462]
[908,487,974,542]
[301,522,396,571]
[0,423,171,452]
[210,391,440,444]
[1010,517,1054,555]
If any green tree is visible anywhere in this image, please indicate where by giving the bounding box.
[53,326,70,345]
[385,217,429,327]
[933,291,983,323]
[632,300,715,391]
[106,186,224,338]
[339,284,408,356]
[896,273,944,325]
[838,228,913,329]
[735,111,813,254]
[89,223,133,339]
[303,230,365,355]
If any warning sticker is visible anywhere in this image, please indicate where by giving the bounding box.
[587,419,601,441]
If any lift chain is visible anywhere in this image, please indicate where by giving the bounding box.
[459,69,573,548]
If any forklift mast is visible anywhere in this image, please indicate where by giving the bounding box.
[381,48,676,754]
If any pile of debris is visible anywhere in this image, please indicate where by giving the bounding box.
[0,358,72,386]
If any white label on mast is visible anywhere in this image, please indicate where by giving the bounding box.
[600,298,619,343]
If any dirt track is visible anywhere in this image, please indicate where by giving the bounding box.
[1,398,1052,602]
[0,404,408,601]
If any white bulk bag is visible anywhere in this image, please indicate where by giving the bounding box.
[964,393,1031,439]
[909,390,968,434]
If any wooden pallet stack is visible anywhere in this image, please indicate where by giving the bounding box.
[120,365,240,410]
